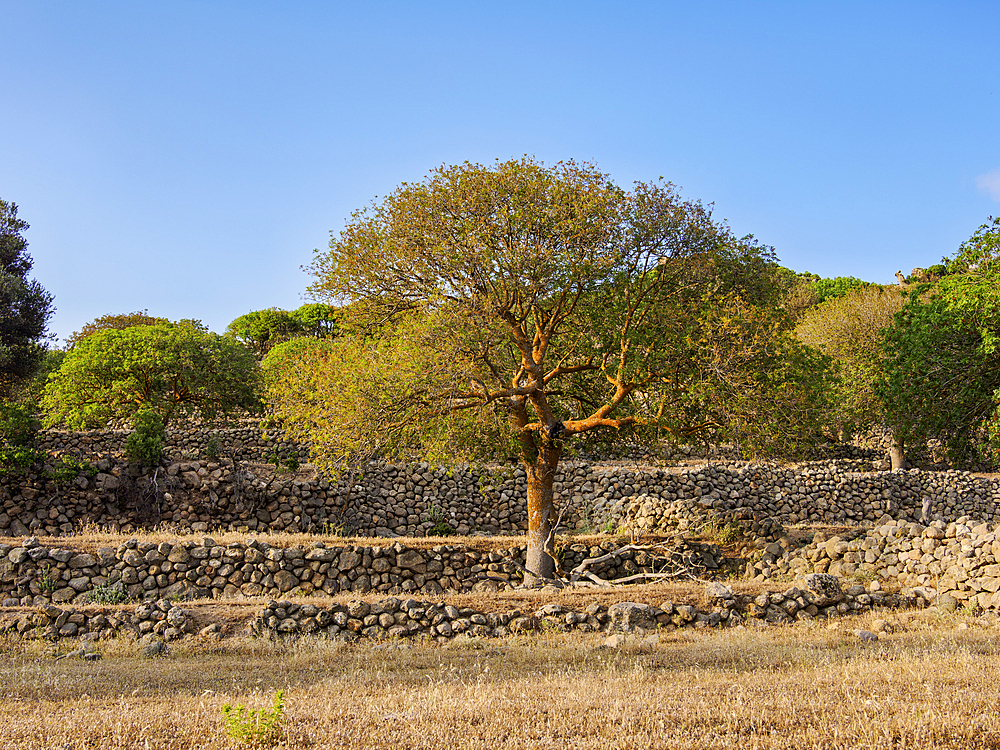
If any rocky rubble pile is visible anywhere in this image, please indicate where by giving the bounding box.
[762,516,1000,611]
[0,598,195,642]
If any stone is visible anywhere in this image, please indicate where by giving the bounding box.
[607,602,657,632]
[273,571,299,593]
[704,582,733,601]
[798,573,845,607]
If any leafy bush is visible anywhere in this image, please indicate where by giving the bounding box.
[87,582,128,605]
[221,690,285,747]
[205,433,222,461]
[125,410,165,466]
[0,400,43,472]
[44,455,96,482]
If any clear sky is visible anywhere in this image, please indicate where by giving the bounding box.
[2,1,998,344]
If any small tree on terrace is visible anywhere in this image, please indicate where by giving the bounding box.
[283,158,830,580]
[42,322,262,429]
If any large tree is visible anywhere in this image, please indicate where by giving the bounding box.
[42,322,262,428]
[278,158,830,580]
[0,200,54,396]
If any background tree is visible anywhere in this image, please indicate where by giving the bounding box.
[270,158,831,580]
[795,285,906,458]
[225,308,301,356]
[65,310,170,349]
[289,303,341,338]
[0,200,54,397]
[878,217,1000,466]
[42,323,262,429]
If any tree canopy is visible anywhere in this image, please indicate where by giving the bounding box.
[795,285,905,436]
[0,200,54,397]
[65,310,171,349]
[41,322,262,429]
[227,304,341,355]
[268,158,832,579]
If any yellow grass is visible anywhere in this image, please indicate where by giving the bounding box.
[3,610,1000,749]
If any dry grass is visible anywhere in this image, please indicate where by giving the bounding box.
[3,611,1000,749]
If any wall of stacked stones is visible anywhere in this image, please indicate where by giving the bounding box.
[0,536,726,607]
[1,447,999,539]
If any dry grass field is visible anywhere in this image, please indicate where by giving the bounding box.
[3,606,1000,749]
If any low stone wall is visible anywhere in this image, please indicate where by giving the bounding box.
[38,424,309,465]
[0,536,726,607]
[0,573,910,647]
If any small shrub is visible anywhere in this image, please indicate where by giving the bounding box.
[44,455,97,483]
[426,505,456,536]
[221,690,285,747]
[38,564,56,594]
[87,582,128,605]
[205,434,222,461]
[125,410,165,466]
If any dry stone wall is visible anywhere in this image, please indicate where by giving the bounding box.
[2,450,999,539]
[0,535,729,607]
[760,515,1000,612]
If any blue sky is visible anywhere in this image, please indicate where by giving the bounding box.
[2,1,998,344]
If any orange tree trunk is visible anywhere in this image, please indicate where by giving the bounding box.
[523,442,561,583]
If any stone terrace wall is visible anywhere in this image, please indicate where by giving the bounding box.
[1,454,998,539]
[0,536,725,607]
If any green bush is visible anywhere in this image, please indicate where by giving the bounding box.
[87,582,128,605]
[44,455,96,482]
[125,410,165,466]
[205,433,222,461]
[0,400,43,473]
[221,690,285,747]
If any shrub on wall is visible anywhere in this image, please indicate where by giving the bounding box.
[125,410,165,466]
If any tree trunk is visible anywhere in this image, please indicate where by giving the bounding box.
[523,442,561,585]
[889,431,907,470]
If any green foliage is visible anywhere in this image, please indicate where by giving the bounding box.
[125,410,166,466]
[704,518,741,545]
[226,309,301,356]
[289,303,341,338]
[38,564,56,594]
[0,399,43,472]
[271,159,832,476]
[0,199,54,397]
[221,690,285,747]
[65,310,170,349]
[87,582,128,605]
[42,323,263,428]
[426,505,456,536]
[879,292,1000,465]
[795,286,906,434]
[205,434,223,461]
[44,455,96,483]
[810,276,876,305]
